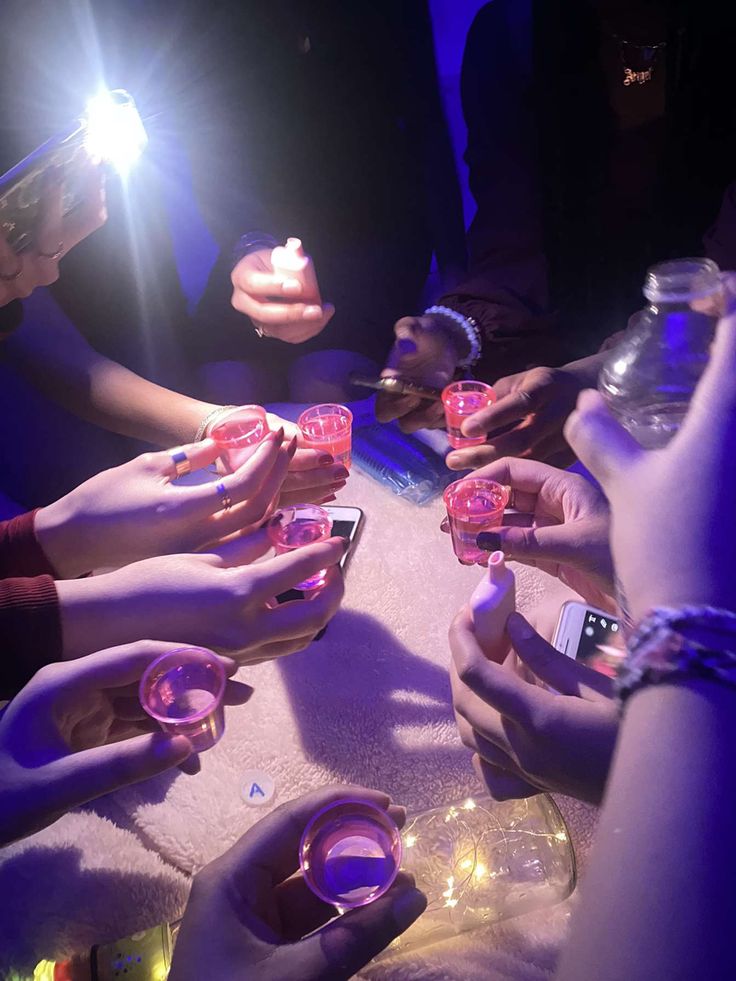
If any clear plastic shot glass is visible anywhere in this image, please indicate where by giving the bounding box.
[300,798,403,909]
[441,381,496,449]
[139,647,226,752]
[443,478,509,565]
[267,504,333,590]
[297,403,353,469]
[209,404,268,472]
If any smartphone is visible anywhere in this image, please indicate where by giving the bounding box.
[275,505,364,607]
[349,373,443,402]
[0,89,146,253]
[553,600,625,679]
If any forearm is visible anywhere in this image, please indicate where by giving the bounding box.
[557,680,736,981]
[7,308,218,446]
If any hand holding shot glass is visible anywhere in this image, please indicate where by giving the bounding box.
[442,380,496,449]
[209,404,269,472]
[444,478,510,565]
[268,504,334,590]
[298,403,353,470]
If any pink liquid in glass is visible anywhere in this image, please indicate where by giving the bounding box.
[298,404,353,469]
[443,478,509,565]
[442,382,495,449]
[210,405,268,473]
[268,505,333,590]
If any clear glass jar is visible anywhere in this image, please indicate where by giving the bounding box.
[379,794,575,957]
[598,257,722,448]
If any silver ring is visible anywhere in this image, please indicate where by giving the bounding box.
[0,261,22,282]
[216,481,233,510]
[170,450,191,478]
[38,242,64,261]
[253,323,269,339]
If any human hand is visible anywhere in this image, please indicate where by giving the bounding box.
[231,249,335,344]
[57,532,347,661]
[449,457,615,607]
[265,413,350,508]
[35,430,295,578]
[375,314,462,432]
[563,308,736,621]
[0,162,106,307]
[169,785,426,981]
[446,358,605,471]
[0,641,253,846]
[450,608,618,804]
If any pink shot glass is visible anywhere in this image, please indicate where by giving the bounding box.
[443,478,510,565]
[300,798,402,909]
[209,405,268,473]
[297,403,353,469]
[267,503,333,590]
[139,647,226,753]
[441,380,496,449]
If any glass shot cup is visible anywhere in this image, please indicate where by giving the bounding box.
[443,478,510,565]
[441,381,496,449]
[139,647,226,752]
[297,403,353,469]
[267,504,333,590]
[300,798,403,909]
[209,405,268,473]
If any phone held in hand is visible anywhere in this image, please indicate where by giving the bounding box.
[553,600,625,679]
[349,373,443,402]
[275,505,364,613]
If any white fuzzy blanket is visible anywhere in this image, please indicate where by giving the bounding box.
[0,469,597,977]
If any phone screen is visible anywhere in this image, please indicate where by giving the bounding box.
[576,610,625,678]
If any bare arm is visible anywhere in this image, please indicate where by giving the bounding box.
[5,290,217,446]
[557,679,736,981]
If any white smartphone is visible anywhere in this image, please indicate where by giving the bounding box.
[323,504,364,570]
[553,600,625,678]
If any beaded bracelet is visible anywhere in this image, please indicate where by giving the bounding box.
[423,304,482,367]
[616,605,736,706]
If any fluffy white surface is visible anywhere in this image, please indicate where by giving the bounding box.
[0,471,598,976]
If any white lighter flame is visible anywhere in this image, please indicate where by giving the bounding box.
[84,89,148,175]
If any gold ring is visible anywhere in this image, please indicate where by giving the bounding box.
[38,243,64,261]
[216,481,232,510]
[170,449,192,478]
[0,261,22,282]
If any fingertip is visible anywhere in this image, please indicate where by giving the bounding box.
[391,886,428,931]
[165,734,194,762]
[506,611,535,641]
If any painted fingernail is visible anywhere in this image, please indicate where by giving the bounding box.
[397,338,418,356]
[318,454,334,466]
[328,481,347,492]
[476,532,502,551]
[333,466,350,480]
[507,611,535,639]
[287,436,298,458]
[322,494,337,504]
[304,305,323,318]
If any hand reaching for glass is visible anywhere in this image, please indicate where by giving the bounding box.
[169,785,426,981]
[55,531,347,662]
[35,429,296,577]
[0,641,252,846]
[450,608,618,805]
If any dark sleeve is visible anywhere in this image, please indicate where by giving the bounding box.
[0,576,62,699]
[437,2,571,377]
[0,510,57,579]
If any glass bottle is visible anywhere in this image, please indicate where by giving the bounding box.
[598,258,722,448]
[378,793,575,957]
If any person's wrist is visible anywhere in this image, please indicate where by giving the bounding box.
[424,305,480,366]
[34,499,91,580]
[193,404,235,442]
[56,577,124,658]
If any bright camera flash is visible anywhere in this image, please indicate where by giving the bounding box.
[83,89,148,174]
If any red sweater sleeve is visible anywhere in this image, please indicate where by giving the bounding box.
[0,576,62,698]
[0,509,57,578]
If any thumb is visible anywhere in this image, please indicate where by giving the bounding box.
[477,523,592,569]
[684,311,736,433]
[507,612,613,697]
[563,390,643,492]
[462,389,534,438]
[45,732,193,814]
[296,880,426,978]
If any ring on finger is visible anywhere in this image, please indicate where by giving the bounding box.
[170,449,192,478]
[216,481,233,511]
[38,242,64,261]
